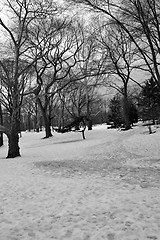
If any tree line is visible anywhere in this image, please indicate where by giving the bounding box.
[0,0,160,158]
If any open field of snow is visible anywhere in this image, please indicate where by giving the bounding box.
[0,123,160,240]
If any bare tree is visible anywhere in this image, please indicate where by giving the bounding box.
[29,17,103,138]
[96,22,140,129]
[28,17,91,138]
[68,0,160,88]
[0,0,58,158]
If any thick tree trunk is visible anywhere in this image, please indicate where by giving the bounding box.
[0,133,3,147]
[41,108,52,138]
[6,108,21,158]
[122,95,131,130]
[0,104,3,146]
[43,114,52,138]
[27,112,31,132]
[36,97,52,138]
[87,118,92,130]
[7,131,20,158]
[7,116,21,158]
[0,124,20,158]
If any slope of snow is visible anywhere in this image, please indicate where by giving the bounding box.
[0,124,160,240]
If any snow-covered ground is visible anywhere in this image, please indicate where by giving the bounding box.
[0,123,160,240]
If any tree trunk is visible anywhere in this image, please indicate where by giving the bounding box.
[27,112,31,131]
[122,95,131,130]
[0,123,20,158]
[6,109,21,158]
[40,109,52,138]
[85,82,92,130]
[0,133,3,147]
[43,114,52,138]
[7,131,20,158]
[0,104,3,146]
[87,118,92,130]
[36,97,52,138]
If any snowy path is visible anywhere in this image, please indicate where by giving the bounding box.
[0,125,160,240]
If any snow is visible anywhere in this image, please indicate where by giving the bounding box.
[0,124,160,240]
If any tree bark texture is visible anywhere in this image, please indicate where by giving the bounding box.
[7,131,20,158]
[122,96,131,130]
[0,104,3,146]
[37,98,52,138]
[0,124,20,158]
[6,108,21,158]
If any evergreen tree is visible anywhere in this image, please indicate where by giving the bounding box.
[138,78,160,122]
[108,94,138,128]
